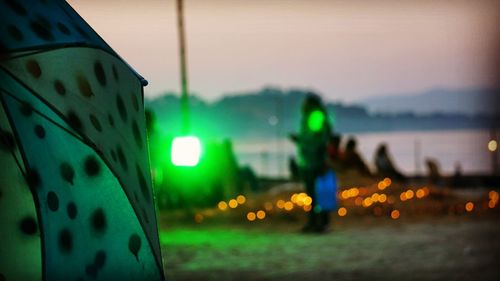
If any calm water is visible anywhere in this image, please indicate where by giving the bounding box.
[232,129,497,178]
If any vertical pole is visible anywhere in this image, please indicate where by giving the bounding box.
[414,139,421,176]
[176,0,189,134]
[491,129,498,175]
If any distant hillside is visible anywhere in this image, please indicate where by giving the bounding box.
[357,88,499,115]
[146,87,498,139]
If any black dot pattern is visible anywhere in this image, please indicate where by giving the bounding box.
[54,80,66,96]
[19,216,38,235]
[60,162,75,185]
[66,110,83,131]
[94,61,106,86]
[94,250,106,269]
[26,60,41,78]
[128,234,141,260]
[57,22,70,35]
[116,145,127,171]
[67,202,77,219]
[58,228,73,253]
[84,155,100,177]
[107,114,115,128]
[85,264,97,279]
[73,24,90,40]
[132,121,142,149]
[89,114,102,132]
[112,65,119,81]
[47,191,59,211]
[0,44,163,278]
[116,95,127,122]
[26,168,41,189]
[34,124,45,138]
[30,19,54,41]
[91,208,106,234]
[5,0,28,16]
[136,165,150,203]
[20,101,33,116]
[77,75,94,98]
[0,129,16,151]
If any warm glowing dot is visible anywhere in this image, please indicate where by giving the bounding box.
[291,193,298,203]
[489,191,499,203]
[371,193,380,202]
[489,190,497,199]
[298,193,307,200]
[351,188,359,197]
[379,194,387,203]
[236,195,246,204]
[338,207,347,217]
[488,200,496,208]
[354,197,363,206]
[422,187,430,196]
[284,201,294,211]
[341,190,349,199]
[194,213,203,223]
[264,202,273,211]
[363,197,373,207]
[377,181,386,190]
[303,205,312,212]
[400,192,407,201]
[296,193,307,206]
[256,210,266,219]
[465,202,474,212]
[228,199,238,208]
[406,190,414,199]
[247,212,256,221]
[391,210,400,219]
[383,177,392,187]
[218,201,228,211]
[416,189,425,199]
[303,196,313,206]
[488,140,497,152]
[277,200,285,209]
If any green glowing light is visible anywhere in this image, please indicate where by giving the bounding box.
[171,136,202,166]
[308,110,325,132]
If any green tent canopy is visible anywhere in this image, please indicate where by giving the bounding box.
[0,1,164,280]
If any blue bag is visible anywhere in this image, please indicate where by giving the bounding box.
[315,170,338,211]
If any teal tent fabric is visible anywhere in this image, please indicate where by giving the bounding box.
[0,1,164,280]
[0,0,147,85]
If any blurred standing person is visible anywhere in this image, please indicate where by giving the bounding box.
[327,133,343,170]
[290,93,332,233]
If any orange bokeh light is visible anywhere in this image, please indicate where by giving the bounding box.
[391,210,400,219]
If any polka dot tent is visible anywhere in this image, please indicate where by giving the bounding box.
[0,101,42,281]
[0,1,162,280]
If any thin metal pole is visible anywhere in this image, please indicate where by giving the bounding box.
[176,0,189,134]
[491,129,498,175]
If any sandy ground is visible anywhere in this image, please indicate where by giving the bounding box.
[160,215,500,281]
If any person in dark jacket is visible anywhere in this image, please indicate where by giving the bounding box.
[290,93,331,233]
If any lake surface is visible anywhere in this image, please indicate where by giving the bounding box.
[232,129,497,178]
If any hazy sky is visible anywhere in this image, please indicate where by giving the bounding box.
[67,0,499,103]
